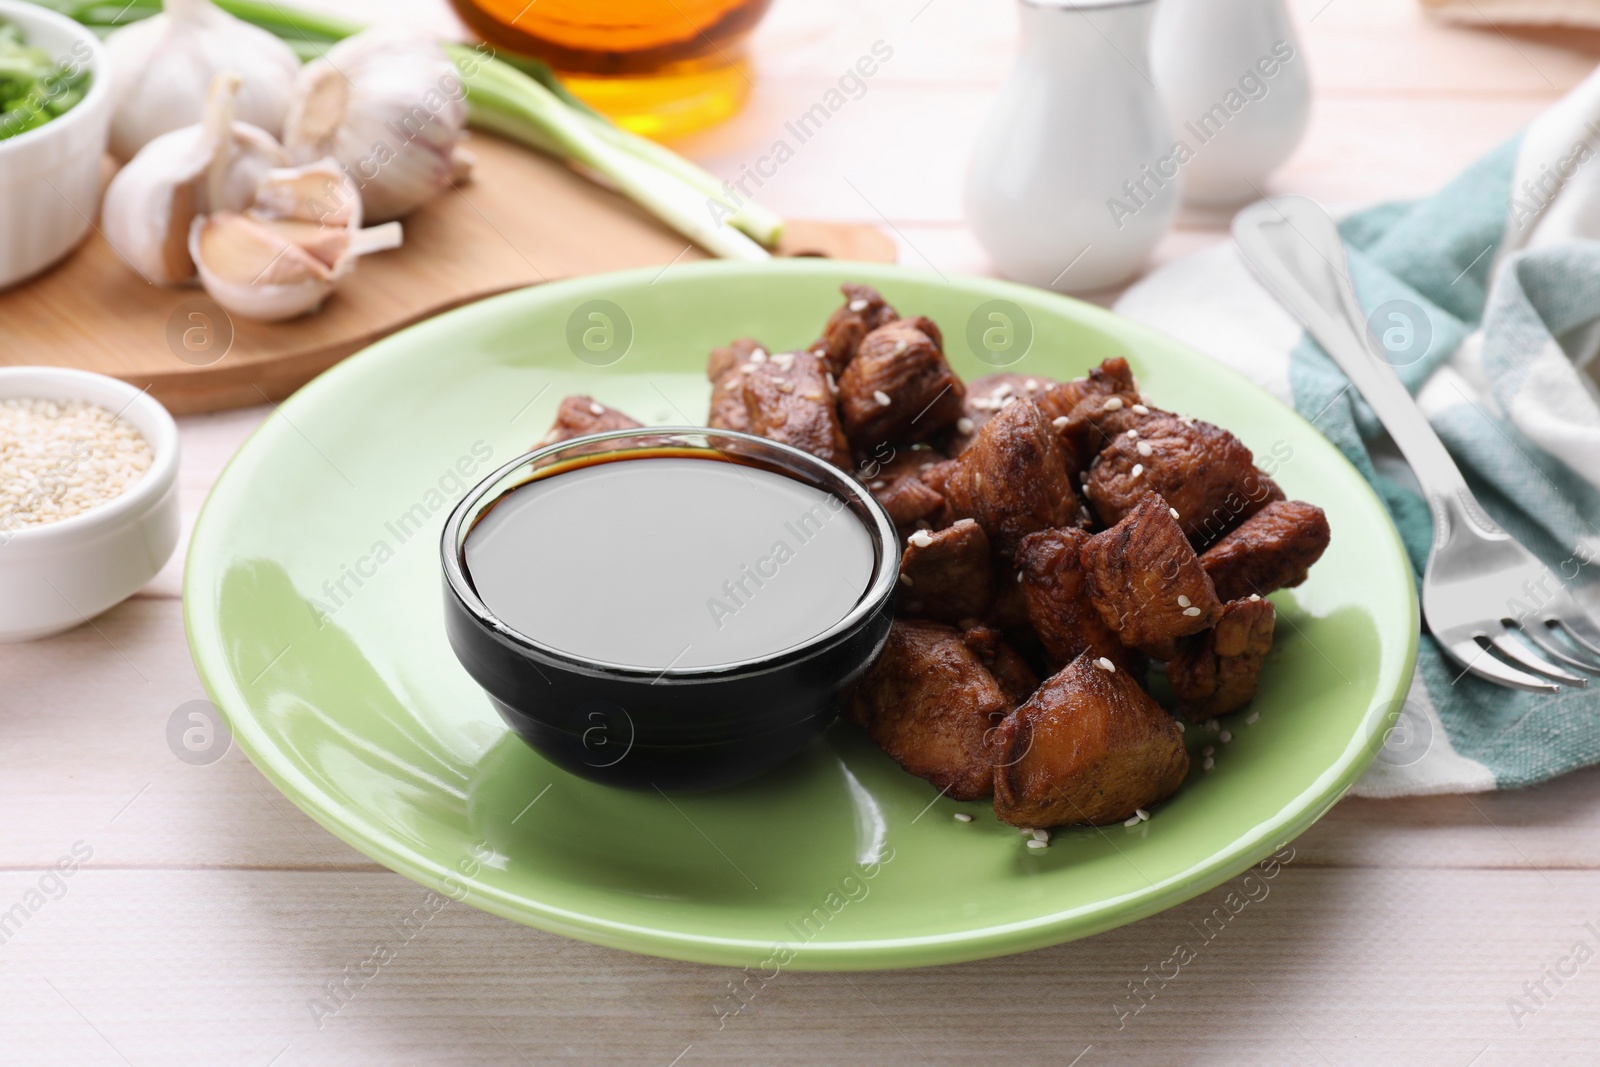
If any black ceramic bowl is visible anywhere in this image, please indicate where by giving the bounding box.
[441,428,900,793]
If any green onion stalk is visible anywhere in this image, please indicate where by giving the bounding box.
[34,0,783,259]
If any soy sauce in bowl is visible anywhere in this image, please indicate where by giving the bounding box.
[442,429,899,792]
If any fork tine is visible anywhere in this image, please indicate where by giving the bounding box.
[1487,633,1588,687]
[1443,638,1562,694]
[1520,620,1600,674]
[1553,613,1600,659]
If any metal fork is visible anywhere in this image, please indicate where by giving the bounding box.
[1233,195,1600,694]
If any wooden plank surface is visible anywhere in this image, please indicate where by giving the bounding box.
[5,0,1600,1062]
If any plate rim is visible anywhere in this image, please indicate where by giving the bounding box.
[183,258,1420,970]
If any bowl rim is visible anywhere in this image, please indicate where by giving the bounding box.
[0,366,180,550]
[441,426,902,680]
[0,0,110,157]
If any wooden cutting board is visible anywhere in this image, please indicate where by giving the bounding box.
[1,133,895,414]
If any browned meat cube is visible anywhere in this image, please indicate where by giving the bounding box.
[1200,500,1331,602]
[899,518,993,623]
[815,282,900,378]
[837,317,966,448]
[863,446,947,528]
[536,395,642,447]
[706,337,767,433]
[1083,412,1278,546]
[992,651,1189,828]
[848,618,1009,800]
[960,623,1040,707]
[1016,526,1141,674]
[739,349,851,467]
[1051,358,1146,456]
[938,398,1088,556]
[1081,492,1224,658]
[948,373,1081,455]
[1167,596,1276,720]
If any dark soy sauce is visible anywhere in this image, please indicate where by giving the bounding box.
[463,453,876,670]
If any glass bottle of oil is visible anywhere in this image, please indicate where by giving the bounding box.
[449,0,773,140]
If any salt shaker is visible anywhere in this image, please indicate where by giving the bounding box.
[1150,0,1311,207]
[964,0,1180,294]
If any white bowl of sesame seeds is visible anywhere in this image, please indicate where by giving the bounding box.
[0,367,179,642]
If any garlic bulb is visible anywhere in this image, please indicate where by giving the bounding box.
[190,159,402,321]
[102,74,286,286]
[283,30,473,223]
[104,0,300,161]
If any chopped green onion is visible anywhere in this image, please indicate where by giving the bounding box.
[0,17,90,140]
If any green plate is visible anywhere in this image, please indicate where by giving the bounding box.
[184,260,1417,970]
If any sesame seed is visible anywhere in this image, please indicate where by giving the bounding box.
[908,530,934,548]
[1246,712,1259,724]
[1170,507,1180,519]
[1031,829,1050,842]
[1124,815,1142,828]
[1203,746,1214,757]
[1019,828,1034,836]
[954,812,973,823]
[849,298,868,312]
[1203,757,1215,771]
[1103,397,1124,411]
[1026,379,1038,391]
[1137,441,1153,457]
[898,573,913,587]
[1220,730,1233,743]
[1131,464,1144,477]
[874,390,892,407]
[750,349,767,363]
[870,480,885,490]
[1052,416,1069,429]
[1248,593,1261,601]
[1001,395,1016,406]
[1177,595,1191,608]
[957,417,974,435]
[995,383,1013,398]
[774,352,795,371]
[826,372,838,395]
[1132,404,1150,414]
[1182,606,1202,617]
[588,402,605,415]
[1026,839,1048,850]
[1177,722,1185,732]
[1205,719,1219,731]
[776,380,795,394]
[912,443,932,451]
[973,472,983,490]
[891,340,908,356]
[1017,571,1025,583]
[955,517,977,527]
[1126,429,1139,439]
[1136,808,1150,821]
[1095,657,1116,673]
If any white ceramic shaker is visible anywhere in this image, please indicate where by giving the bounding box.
[1150,0,1311,207]
[965,0,1181,294]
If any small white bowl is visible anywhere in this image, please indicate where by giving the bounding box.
[0,367,180,642]
[0,0,112,289]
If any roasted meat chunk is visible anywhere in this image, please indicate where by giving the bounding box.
[1167,596,1276,720]
[837,317,966,448]
[1200,500,1331,602]
[960,624,1040,707]
[864,446,947,528]
[536,394,642,447]
[938,398,1088,555]
[815,282,899,377]
[949,374,1081,455]
[1083,412,1278,546]
[848,618,1010,800]
[899,519,994,623]
[737,349,851,467]
[1081,492,1224,658]
[1016,526,1139,674]
[1051,358,1146,456]
[705,337,767,433]
[992,652,1189,827]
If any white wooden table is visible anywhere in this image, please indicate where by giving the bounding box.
[5,1,1600,1063]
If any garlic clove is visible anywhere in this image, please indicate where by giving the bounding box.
[190,212,335,322]
[244,216,351,269]
[105,0,300,161]
[252,159,362,228]
[283,29,471,222]
[102,73,287,286]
